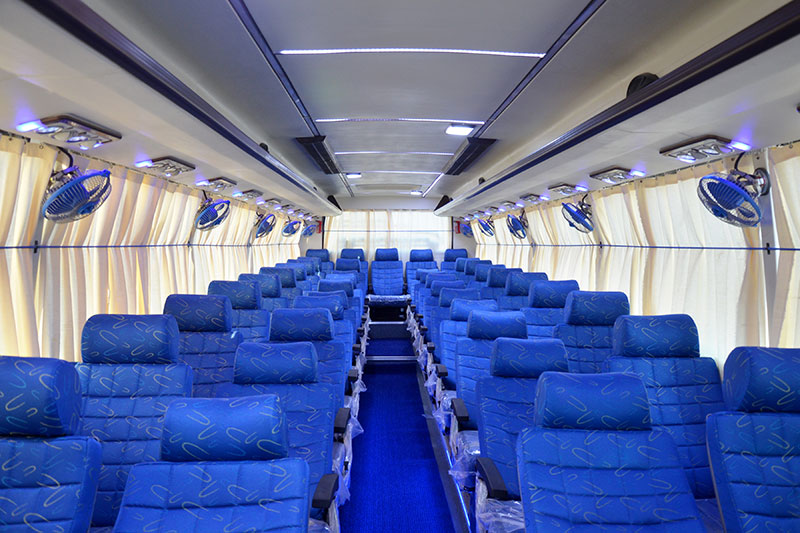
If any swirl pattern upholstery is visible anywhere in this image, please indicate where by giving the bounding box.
[440,300,499,389]
[113,394,310,532]
[217,342,338,511]
[311,285,360,335]
[498,272,549,310]
[260,266,303,300]
[0,356,102,533]
[289,257,320,285]
[293,294,354,347]
[420,273,457,321]
[374,248,399,261]
[517,371,705,531]
[334,258,367,294]
[412,268,440,308]
[405,249,436,285]
[306,248,334,276]
[238,272,289,312]
[424,281,468,348]
[77,314,193,528]
[164,294,242,397]
[552,290,629,373]
[469,262,497,290]
[276,262,315,293]
[520,280,579,338]
[372,250,404,295]
[320,275,364,325]
[209,280,271,343]
[605,314,724,503]
[463,259,492,288]
[477,338,567,498]
[481,266,521,300]
[706,347,800,533]
[441,248,468,271]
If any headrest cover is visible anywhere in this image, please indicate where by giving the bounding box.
[467,310,527,340]
[164,294,232,332]
[439,288,480,308]
[565,291,630,326]
[491,338,567,378]
[318,279,354,297]
[528,280,579,309]
[0,356,81,437]
[234,341,318,385]
[409,249,434,262]
[722,347,800,413]
[613,314,699,358]
[208,280,260,310]
[455,257,469,272]
[276,262,306,281]
[270,308,334,342]
[444,248,468,262]
[505,272,549,296]
[465,259,491,276]
[450,299,498,321]
[305,290,348,310]
[296,256,321,272]
[416,268,439,282]
[287,259,314,276]
[239,273,281,298]
[535,372,651,430]
[293,295,344,320]
[340,248,365,261]
[259,267,296,288]
[335,258,361,272]
[487,267,514,288]
[82,314,180,364]
[426,273,455,288]
[305,249,330,262]
[431,280,465,297]
[375,248,399,261]
[475,263,496,282]
[161,395,288,462]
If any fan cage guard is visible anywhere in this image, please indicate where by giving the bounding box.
[194,199,230,231]
[697,169,768,227]
[282,220,301,236]
[478,218,495,237]
[41,166,112,223]
[561,201,594,233]
[254,213,277,238]
[460,221,474,238]
[301,223,318,237]
[506,213,527,240]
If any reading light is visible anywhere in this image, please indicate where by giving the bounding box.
[484,210,493,217]
[515,201,525,208]
[335,150,455,156]
[16,114,121,149]
[16,120,44,132]
[232,191,244,198]
[497,206,507,213]
[200,177,237,192]
[575,184,589,192]
[195,179,210,187]
[345,173,362,179]
[520,194,540,203]
[549,184,578,196]
[241,189,262,200]
[728,141,752,151]
[660,136,750,164]
[286,208,295,215]
[136,156,195,177]
[539,194,550,201]
[256,198,267,205]
[135,160,153,168]
[630,169,646,178]
[446,124,475,136]
[589,167,643,185]
[274,205,283,210]
[410,190,423,196]
[278,48,545,58]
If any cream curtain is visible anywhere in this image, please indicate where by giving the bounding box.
[0,134,299,362]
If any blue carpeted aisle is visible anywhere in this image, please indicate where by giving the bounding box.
[340,353,456,532]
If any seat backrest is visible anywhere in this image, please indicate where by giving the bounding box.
[517,371,704,531]
[521,279,579,338]
[706,346,800,533]
[420,272,457,317]
[164,294,242,396]
[0,356,102,533]
[260,266,302,300]
[477,338,566,498]
[455,310,527,425]
[372,259,404,295]
[480,266,521,300]
[340,248,366,261]
[306,248,331,262]
[498,271,549,310]
[440,299,499,387]
[276,262,314,292]
[375,247,399,261]
[471,262,498,289]
[552,290,629,373]
[413,268,441,306]
[114,392,310,531]
[239,272,289,311]
[425,281,468,346]
[406,249,437,282]
[296,255,321,273]
[605,314,724,499]
[442,248,468,270]
[463,259,491,284]
[453,256,469,276]
[78,314,193,527]
[293,294,354,346]
[209,280,271,342]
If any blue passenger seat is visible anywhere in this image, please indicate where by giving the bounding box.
[277,262,315,293]
[293,293,355,347]
[439,299,498,390]
[406,249,437,288]
[521,279,579,338]
[239,272,289,311]
[469,262,496,290]
[306,248,334,277]
[340,248,368,274]
[372,248,404,295]
[498,271,548,310]
[441,248,468,271]
[424,281,467,347]
[260,266,303,300]
[463,259,491,287]
[453,257,471,281]
[290,257,320,285]
[480,266,521,300]
[209,280,271,342]
[335,258,367,295]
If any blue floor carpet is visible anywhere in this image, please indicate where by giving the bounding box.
[364,338,415,357]
[340,360,456,532]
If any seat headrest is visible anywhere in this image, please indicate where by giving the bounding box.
[450,299,498,321]
[336,258,361,272]
[259,267,296,288]
[208,280,260,310]
[439,288,480,308]
[487,266,516,288]
[276,262,306,281]
[431,280,465,297]
[0,356,81,437]
[305,249,330,262]
[270,308,334,341]
[475,263,497,282]
[444,248,468,262]
[528,280,579,309]
[426,273,456,288]
[287,258,314,276]
[161,394,288,462]
[454,257,469,272]
[535,372,651,430]
[82,314,180,364]
[491,338,567,378]
[293,295,344,320]
[565,291,630,326]
[722,346,800,413]
[505,272,549,296]
[465,259,491,276]
[375,248,399,261]
[234,341,318,385]
[305,290,348,309]
[416,268,439,282]
[340,248,365,261]
[239,273,282,298]
[467,310,527,340]
[409,249,434,262]
[612,314,699,358]
[296,256,321,271]
[164,294,232,332]
[318,279,354,297]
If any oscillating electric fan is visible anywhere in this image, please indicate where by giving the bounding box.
[477,218,495,237]
[506,212,528,240]
[301,222,317,238]
[254,212,276,238]
[561,195,594,233]
[194,196,230,231]
[460,221,474,238]
[282,219,301,236]
[41,150,111,223]
[697,154,769,227]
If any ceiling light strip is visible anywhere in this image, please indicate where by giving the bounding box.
[422,173,446,197]
[334,151,455,156]
[278,48,544,58]
[317,118,484,125]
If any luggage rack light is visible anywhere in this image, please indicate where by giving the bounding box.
[197,177,236,192]
[240,189,262,200]
[17,114,121,150]
[135,156,195,177]
[659,136,751,164]
[548,183,580,196]
[520,193,541,204]
[589,167,646,185]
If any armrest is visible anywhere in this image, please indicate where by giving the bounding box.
[417,314,424,321]
[419,325,428,334]
[348,368,359,381]
[433,363,447,377]
[476,456,510,500]
[426,342,435,354]
[410,304,416,312]
[357,327,364,336]
[352,343,361,354]
[451,397,470,424]
[312,473,340,509]
[334,407,351,435]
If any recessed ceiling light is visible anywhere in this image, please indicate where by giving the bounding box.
[345,173,362,179]
[317,118,485,125]
[278,48,545,58]
[334,151,455,156]
[575,184,590,192]
[410,190,423,196]
[446,124,475,136]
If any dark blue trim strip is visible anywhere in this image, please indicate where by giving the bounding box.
[0,244,293,250]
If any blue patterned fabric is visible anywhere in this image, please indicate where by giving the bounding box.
[260,266,297,288]
[0,357,101,533]
[340,248,365,261]
[419,273,457,320]
[553,290,629,373]
[296,255,321,273]
[306,248,330,262]
[519,280,579,338]
[476,339,566,498]
[439,288,480,308]
[412,268,441,307]
[208,280,260,309]
[517,371,704,531]
[406,249,436,283]
[163,294,233,332]
[319,278,354,296]
[498,272,548,310]
[372,260,404,295]
[276,262,307,281]
[239,273,282,298]
[375,248,399,261]
[706,347,800,533]
[209,281,270,342]
[288,258,315,276]
[481,267,521,300]
[466,310,527,340]
[82,314,180,365]
[336,257,361,272]
[453,257,469,276]
[444,248,468,262]
[424,282,467,347]
[306,289,358,339]
[234,341,318,385]
[410,249,434,262]
[450,298,499,322]
[335,258,367,294]
[440,300,499,389]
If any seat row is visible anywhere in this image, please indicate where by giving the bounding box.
[406,258,800,533]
